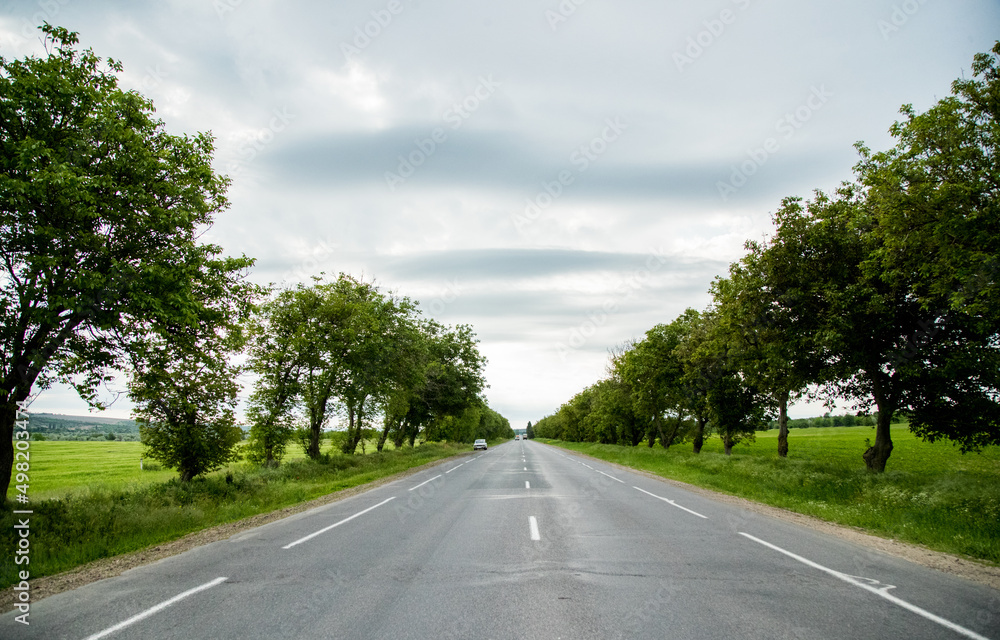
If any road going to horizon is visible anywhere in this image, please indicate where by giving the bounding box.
[3,440,998,640]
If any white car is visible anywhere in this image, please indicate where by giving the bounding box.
[473,439,488,450]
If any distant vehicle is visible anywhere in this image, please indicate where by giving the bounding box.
[473,439,488,450]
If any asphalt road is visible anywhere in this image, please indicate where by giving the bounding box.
[2,439,998,640]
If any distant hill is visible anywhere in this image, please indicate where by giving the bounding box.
[26,413,140,440]
[31,413,135,427]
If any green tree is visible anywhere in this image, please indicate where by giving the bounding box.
[244,288,305,465]
[854,42,1000,454]
[557,386,597,442]
[525,421,535,440]
[475,404,512,441]
[532,413,563,439]
[619,320,689,448]
[761,189,999,471]
[712,238,822,457]
[405,322,487,446]
[674,308,717,453]
[129,258,256,481]
[0,26,242,498]
[333,277,419,455]
[761,192,909,471]
[586,377,639,445]
[247,276,414,459]
[857,42,1000,319]
[378,318,430,451]
[706,370,767,455]
[378,317,434,451]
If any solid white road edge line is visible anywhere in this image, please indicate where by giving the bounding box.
[408,475,442,491]
[632,486,708,519]
[529,516,541,541]
[282,497,396,549]
[81,576,228,640]
[596,470,625,484]
[738,532,991,640]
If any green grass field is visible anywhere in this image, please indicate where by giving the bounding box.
[7,438,409,502]
[12,441,174,501]
[539,425,1000,564]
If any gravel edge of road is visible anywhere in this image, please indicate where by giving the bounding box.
[1,454,468,611]
[545,442,1000,592]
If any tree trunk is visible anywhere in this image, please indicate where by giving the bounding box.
[692,416,706,453]
[2,362,38,504]
[306,397,328,460]
[307,416,322,459]
[341,404,357,454]
[630,423,642,447]
[656,418,668,449]
[178,409,199,481]
[661,414,683,449]
[262,415,278,464]
[0,397,30,503]
[862,372,895,473]
[343,400,367,454]
[377,421,392,452]
[863,409,894,472]
[393,420,409,448]
[723,432,734,456]
[777,390,790,458]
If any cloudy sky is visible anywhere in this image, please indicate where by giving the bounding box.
[4,0,998,427]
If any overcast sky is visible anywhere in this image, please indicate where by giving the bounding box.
[4,0,999,427]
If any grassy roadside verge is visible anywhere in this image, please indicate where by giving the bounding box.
[536,426,1000,565]
[1,442,469,590]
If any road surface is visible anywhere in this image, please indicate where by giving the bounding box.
[2,439,998,639]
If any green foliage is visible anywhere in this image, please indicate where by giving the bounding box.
[706,370,767,454]
[850,42,1000,456]
[856,41,1000,319]
[589,377,643,445]
[244,288,304,464]
[137,413,243,483]
[0,24,248,498]
[614,319,689,448]
[392,320,488,447]
[476,404,514,441]
[128,253,257,482]
[246,278,493,458]
[760,186,999,470]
